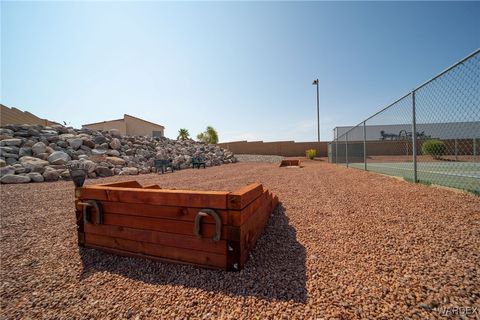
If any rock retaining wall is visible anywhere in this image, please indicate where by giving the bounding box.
[0,124,236,184]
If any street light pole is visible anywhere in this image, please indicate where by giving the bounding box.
[312,78,320,141]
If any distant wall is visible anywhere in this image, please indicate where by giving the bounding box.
[218,140,328,157]
[1,104,55,126]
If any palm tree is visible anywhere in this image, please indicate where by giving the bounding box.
[177,128,190,141]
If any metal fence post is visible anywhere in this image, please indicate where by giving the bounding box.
[363,121,367,170]
[345,132,349,167]
[411,91,418,183]
[335,129,338,165]
[335,139,338,164]
[474,138,477,161]
[454,139,458,161]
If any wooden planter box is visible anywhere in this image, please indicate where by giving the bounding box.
[280,159,300,167]
[74,181,278,271]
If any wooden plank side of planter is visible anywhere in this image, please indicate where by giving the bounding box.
[142,184,162,189]
[227,183,263,210]
[84,224,226,254]
[239,192,275,268]
[75,205,85,246]
[228,190,270,226]
[96,181,143,188]
[79,186,229,209]
[85,233,227,269]
[81,201,231,225]
[86,211,235,240]
[85,245,226,270]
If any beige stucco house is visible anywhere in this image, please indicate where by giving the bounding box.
[82,114,164,137]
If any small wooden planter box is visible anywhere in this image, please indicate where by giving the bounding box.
[74,181,278,271]
[280,159,300,167]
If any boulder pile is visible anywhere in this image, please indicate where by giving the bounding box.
[0,124,236,184]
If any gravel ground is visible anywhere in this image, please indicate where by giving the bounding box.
[235,154,284,163]
[1,160,479,319]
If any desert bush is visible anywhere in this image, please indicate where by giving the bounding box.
[421,139,446,159]
[305,149,317,160]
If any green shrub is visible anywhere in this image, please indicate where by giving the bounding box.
[305,149,316,160]
[196,126,219,144]
[421,139,446,159]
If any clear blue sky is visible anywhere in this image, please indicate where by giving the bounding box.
[1,1,479,142]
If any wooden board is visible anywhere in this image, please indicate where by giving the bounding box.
[227,183,263,210]
[84,245,224,270]
[239,192,275,268]
[76,201,231,225]
[142,184,162,189]
[84,224,226,254]
[79,186,229,209]
[86,211,236,240]
[96,181,143,188]
[85,233,226,269]
[228,190,270,226]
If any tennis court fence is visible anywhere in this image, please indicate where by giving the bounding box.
[328,49,480,194]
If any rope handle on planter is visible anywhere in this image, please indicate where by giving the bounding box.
[194,209,222,241]
[79,200,103,225]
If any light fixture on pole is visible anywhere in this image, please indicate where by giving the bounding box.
[312,78,320,142]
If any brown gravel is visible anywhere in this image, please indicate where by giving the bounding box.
[1,160,479,319]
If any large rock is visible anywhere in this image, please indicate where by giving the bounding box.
[109,138,121,150]
[5,158,17,165]
[82,139,95,149]
[58,133,75,140]
[72,159,97,173]
[0,165,15,177]
[28,172,44,182]
[19,156,50,173]
[105,156,125,166]
[32,142,47,155]
[0,128,14,136]
[13,164,28,174]
[42,167,60,181]
[57,140,68,148]
[19,147,32,157]
[94,136,107,144]
[0,159,6,167]
[91,149,107,155]
[48,151,71,165]
[95,166,113,177]
[119,167,138,175]
[0,138,22,146]
[106,149,120,157]
[1,174,31,184]
[109,129,121,138]
[68,138,83,150]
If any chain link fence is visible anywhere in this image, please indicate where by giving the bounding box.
[328,49,480,194]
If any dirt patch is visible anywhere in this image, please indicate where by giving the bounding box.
[1,161,479,319]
